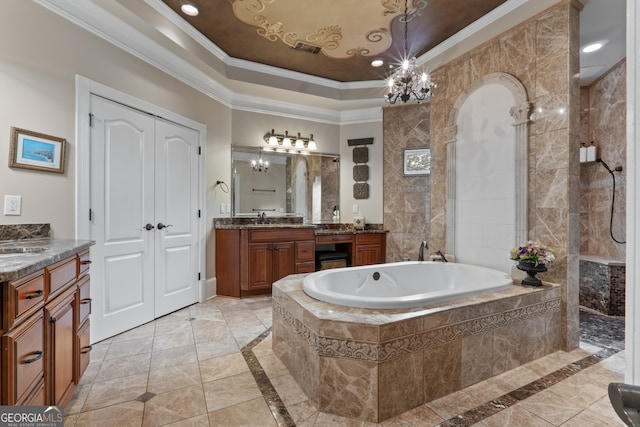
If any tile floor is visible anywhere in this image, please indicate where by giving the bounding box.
[64,296,627,426]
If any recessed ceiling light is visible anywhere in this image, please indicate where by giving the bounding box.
[371,59,384,67]
[181,4,199,16]
[582,43,603,53]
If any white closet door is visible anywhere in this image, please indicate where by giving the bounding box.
[89,96,200,342]
[90,95,156,342]
[154,119,200,317]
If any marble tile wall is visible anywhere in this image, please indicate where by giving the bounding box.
[579,59,626,260]
[0,223,50,240]
[382,104,430,262]
[426,1,581,350]
[272,277,562,423]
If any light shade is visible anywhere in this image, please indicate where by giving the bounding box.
[307,135,317,150]
[282,131,292,147]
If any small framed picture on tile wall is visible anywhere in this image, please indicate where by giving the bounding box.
[403,148,431,175]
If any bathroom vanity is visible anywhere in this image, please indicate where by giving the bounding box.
[215,223,386,298]
[0,237,93,406]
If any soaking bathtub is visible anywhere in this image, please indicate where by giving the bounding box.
[302,260,513,309]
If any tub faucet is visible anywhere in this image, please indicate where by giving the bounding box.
[418,241,428,261]
[435,250,448,262]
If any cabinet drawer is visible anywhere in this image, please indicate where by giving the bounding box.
[295,241,315,262]
[4,312,44,405]
[19,378,45,406]
[46,256,77,299]
[316,234,353,244]
[77,275,91,326]
[356,233,383,245]
[7,271,45,329]
[77,250,91,277]
[295,261,315,274]
[249,228,314,242]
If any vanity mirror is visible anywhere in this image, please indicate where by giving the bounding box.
[231,145,340,223]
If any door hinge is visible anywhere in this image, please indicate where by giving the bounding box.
[89,209,93,221]
[89,113,94,127]
[198,272,201,281]
[198,209,201,218]
[198,146,202,155]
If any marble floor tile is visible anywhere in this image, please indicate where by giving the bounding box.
[147,361,202,394]
[65,297,628,427]
[517,388,584,425]
[478,405,555,426]
[198,352,249,383]
[142,384,207,427]
[202,371,263,412]
[82,373,149,412]
[78,399,145,426]
[103,336,154,360]
[95,352,151,382]
[150,344,198,370]
[207,397,279,427]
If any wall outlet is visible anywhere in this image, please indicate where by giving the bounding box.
[4,195,21,216]
[352,204,359,214]
[220,203,225,214]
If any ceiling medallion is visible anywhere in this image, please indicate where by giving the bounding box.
[386,0,434,104]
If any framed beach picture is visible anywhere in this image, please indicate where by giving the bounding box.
[9,127,66,174]
[403,148,431,175]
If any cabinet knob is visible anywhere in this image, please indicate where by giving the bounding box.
[23,350,43,364]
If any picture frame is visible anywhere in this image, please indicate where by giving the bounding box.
[9,127,66,174]
[403,147,431,175]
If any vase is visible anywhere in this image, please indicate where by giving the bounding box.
[516,260,547,286]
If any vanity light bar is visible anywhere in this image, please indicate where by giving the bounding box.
[264,129,317,150]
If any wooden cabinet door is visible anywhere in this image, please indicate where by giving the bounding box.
[247,242,273,290]
[2,311,44,405]
[355,244,382,266]
[45,288,76,406]
[272,241,295,282]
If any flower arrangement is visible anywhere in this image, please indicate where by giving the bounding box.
[509,241,555,266]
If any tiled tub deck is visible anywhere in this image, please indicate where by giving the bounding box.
[272,276,562,423]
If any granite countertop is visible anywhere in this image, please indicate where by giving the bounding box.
[214,223,318,230]
[0,238,94,282]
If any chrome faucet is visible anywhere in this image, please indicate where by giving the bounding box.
[435,250,448,262]
[258,212,266,224]
[418,241,428,261]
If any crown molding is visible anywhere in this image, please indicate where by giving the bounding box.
[34,0,382,124]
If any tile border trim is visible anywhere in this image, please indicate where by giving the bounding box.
[274,297,561,363]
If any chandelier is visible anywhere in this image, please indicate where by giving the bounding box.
[251,158,269,172]
[386,0,434,104]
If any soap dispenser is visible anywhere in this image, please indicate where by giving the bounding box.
[332,206,340,223]
[586,141,597,162]
[579,143,587,163]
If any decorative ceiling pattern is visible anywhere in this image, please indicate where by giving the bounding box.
[231,0,426,59]
[160,0,509,82]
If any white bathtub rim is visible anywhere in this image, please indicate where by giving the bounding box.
[302,261,514,310]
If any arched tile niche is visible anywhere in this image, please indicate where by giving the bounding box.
[444,73,531,272]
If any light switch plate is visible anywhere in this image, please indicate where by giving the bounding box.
[4,195,21,215]
[352,204,359,214]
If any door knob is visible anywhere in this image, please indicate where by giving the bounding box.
[157,223,173,230]
[144,223,155,230]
